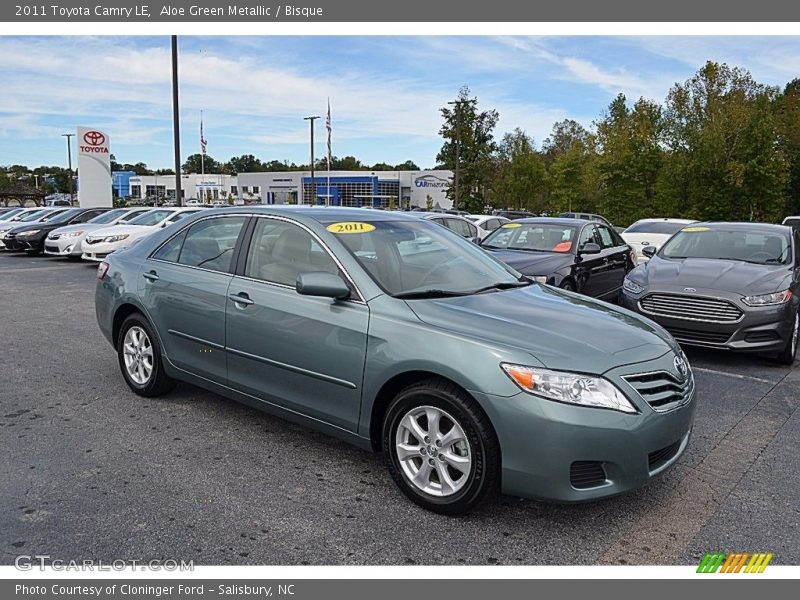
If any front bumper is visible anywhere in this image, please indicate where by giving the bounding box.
[620,290,795,352]
[44,234,83,257]
[2,234,43,252]
[475,353,696,502]
[82,240,124,262]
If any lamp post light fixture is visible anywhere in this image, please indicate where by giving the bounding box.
[61,133,75,205]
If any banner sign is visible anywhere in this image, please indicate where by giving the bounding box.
[77,126,112,208]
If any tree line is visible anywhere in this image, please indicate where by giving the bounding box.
[438,62,800,225]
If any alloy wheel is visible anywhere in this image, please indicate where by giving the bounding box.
[123,325,154,385]
[394,405,472,497]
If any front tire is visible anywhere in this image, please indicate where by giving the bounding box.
[382,379,500,515]
[117,313,175,397]
[777,310,799,365]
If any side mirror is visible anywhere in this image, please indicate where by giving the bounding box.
[470,236,481,244]
[296,272,351,300]
[579,242,601,255]
[642,245,657,258]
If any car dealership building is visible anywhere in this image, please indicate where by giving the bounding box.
[125,170,454,209]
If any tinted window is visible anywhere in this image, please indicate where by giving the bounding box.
[176,216,245,272]
[44,209,83,224]
[596,225,616,249]
[19,210,47,222]
[484,223,578,253]
[153,230,187,262]
[245,219,339,286]
[72,210,105,224]
[119,209,149,223]
[445,218,475,238]
[625,220,692,235]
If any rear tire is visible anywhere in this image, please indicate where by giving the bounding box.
[382,378,500,515]
[777,310,799,365]
[117,313,175,397]
[559,279,576,292]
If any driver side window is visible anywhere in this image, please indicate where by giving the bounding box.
[578,224,598,248]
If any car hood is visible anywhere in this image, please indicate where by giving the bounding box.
[638,256,792,295]
[621,232,671,248]
[406,284,675,374]
[51,223,108,235]
[484,249,572,274]
[8,222,55,233]
[90,224,156,238]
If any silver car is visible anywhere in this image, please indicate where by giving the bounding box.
[0,208,67,250]
[44,207,153,259]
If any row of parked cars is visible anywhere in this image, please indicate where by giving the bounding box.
[4,202,797,514]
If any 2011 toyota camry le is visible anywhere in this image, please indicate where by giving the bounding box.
[95,206,696,514]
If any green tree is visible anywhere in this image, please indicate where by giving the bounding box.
[183,153,221,174]
[394,160,420,170]
[437,86,499,212]
[225,154,265,174]
[488,128,548,212]
[776,78,800,215]
[595,94,664,225]
[544,120,600,214]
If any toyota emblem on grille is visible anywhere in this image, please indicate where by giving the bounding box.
[683,287,697,292]
[674,355,688,380]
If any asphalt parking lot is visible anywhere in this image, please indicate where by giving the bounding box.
[1,252,798,566]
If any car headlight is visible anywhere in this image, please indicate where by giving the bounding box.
[501,364,637,413]
[623,278,645,295]
[62,230,84,238]
[104,234,130,243]
[741,289,793,307]
[18,229,40,236]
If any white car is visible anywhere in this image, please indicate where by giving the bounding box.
[44,207,153,259]
[0,206,48,225]
[621,218,697,263]
[0,208,69,249]
[465,214,511,239]
[81,207,204,261]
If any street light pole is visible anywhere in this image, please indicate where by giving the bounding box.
[62,133,75,205]
[171,35,183,207]
[304,115,320,205]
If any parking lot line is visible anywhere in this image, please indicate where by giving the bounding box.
[690,367,775,385]
[596,367,800,565]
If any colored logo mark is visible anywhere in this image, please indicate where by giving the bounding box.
[696,552,773,573]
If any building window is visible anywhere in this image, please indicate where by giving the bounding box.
[131,185,141,198]
[242,186,250,193]
[252,186,260,194]
[231,185,238,195]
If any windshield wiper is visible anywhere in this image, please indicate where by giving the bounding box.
[471,281,532,294]
[393,289,472,299]
[507,246,547,252]
[481,244,505,250]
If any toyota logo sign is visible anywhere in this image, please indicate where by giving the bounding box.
[673,355,689,381]
[83,131,105,146]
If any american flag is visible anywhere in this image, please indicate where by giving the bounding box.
[326,98,332,167]
[200,111,207,156]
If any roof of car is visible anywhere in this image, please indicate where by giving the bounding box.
[218,206,433,223]
[512,217,591,227]
[692,221,793,233]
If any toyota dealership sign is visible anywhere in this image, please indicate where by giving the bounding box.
[77,126,112,207]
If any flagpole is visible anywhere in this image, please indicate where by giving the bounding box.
[326,98,331,207]
[200,110,205,203]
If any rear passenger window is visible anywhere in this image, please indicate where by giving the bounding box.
[176,216,246,272]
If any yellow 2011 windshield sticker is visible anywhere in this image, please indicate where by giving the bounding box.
[501,222,522,228]
[682,226,710,232]
[326,222,376,234]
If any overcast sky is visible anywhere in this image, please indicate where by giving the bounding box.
[1,35,799,170]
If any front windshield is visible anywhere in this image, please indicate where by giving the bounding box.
[19,209,47,222]
[0,208,24,220]
[482,222,578,253]
[88,209,127,224]
[45,208,83,224]
[127,209,173,226]
[330,219,525,297]
[625,220,693,235]
[661,227,791,265]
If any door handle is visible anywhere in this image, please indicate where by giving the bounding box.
[228,292,254,307]
[142,271,159,282]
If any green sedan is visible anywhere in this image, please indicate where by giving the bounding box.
[95,206,696,514]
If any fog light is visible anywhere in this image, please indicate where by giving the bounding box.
[65,245,73,253]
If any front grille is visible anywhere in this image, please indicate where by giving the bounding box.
[744,330,780,343]
[45,245,59,253]
[663,325,731,345]
[570,461,607,489]
[648,440,682,471]
[640,293,743,323]
[623,369,693,412]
